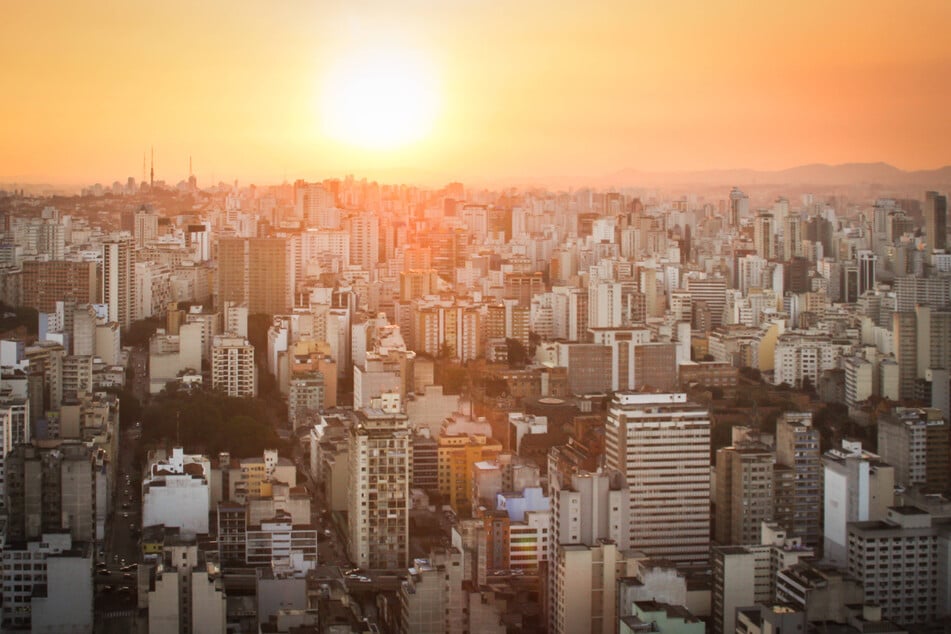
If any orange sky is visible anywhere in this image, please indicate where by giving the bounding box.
[2,0,950,187]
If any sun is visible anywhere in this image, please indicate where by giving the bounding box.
[321,49,440,151]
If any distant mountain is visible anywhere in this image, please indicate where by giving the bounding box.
[598,162,951,188]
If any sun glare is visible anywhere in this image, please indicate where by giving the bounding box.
[321,49,439,151]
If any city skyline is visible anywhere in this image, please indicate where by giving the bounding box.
[4,1,951,186]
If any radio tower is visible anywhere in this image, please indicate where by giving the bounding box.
[142,152,147,185]
[150,146,154,189]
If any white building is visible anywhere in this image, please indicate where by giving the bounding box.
[822,440,895,569]
[142,448,211,537]
[211,334,256,397]
[605,392,710,566]
[844,355,874,407]
[773,333,840,388]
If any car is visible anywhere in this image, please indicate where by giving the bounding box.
[100,585,113,592]
[123,573,134,580]
[98,570,110,576]
[121,564,137,572]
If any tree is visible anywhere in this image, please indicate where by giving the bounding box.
[123,317,162,347]
[506,338,528,368]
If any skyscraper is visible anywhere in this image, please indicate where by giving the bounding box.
[774,412,821,548]
[216,237,292,315]
[857,249,876,295]
[102,233,135,329]
[714,442,775,546]
[211,335,256,398]
[754,212,776,260]
[893,311,918,401]
[729,187,749,227]
[925,191,947,254]
[348,403,410,570]
[605,392,711,566]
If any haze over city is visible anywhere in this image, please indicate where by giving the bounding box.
[3,0,951,187]
[2,2,951,633]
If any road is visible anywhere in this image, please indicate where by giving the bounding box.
[96,350,146,633]
[295,456,353,569]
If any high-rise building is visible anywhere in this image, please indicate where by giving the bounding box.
[146,542,227,634]
[21,261,99,313]
[925,191,948,255]
[729,187,749,227]
[783,212,802,260]
[2,533,93,632]
[102,234,135,329]
[134,205,159,248]
[711,524,814,634]
[754,212,776,260]
[348,403,410,570]
[397,549,465,634]
[848,506,950,625]
[714,442,775,546]
[605,392,710,566]
[685,276,726,328]
[774,412,821,548]
[348,211,380,271]
[822,439,894,568]
[877,407,949,491]
[216,237,292,316]
[893,311,918,401]
[857,249,877,295]
[5,441,98,543]
[916,306,951,382]
[211,335,256,397]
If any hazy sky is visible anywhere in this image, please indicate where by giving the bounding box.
[2,0,950,186]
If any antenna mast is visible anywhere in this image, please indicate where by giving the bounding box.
[150,146,154,189]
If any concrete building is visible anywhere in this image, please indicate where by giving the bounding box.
[102,233,135,329]
[775,562,865,624]
[844,355,874,407]
[5,441,97,543]
[288,372,324,429]
[620,601,703,634]
[925,191,948,254]
[1,532,93,632]
[211,334,256,397]
[847,506,951,625]
[245,511,318,574]
[554,542,639,634]
[397,549,465,634]
[146,542,226,634]
[711,525,814,634]
[714,442,775,546]
[605,392,710,566]
[877,407,949,491]
[217,237,293,315]
[348,403,411,569]
[822,439,895,568]
[142,447,211,538]
[21,260,98,313]
[893,311,918,401]
[775,412,822,548]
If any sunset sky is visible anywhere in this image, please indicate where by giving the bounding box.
[2,0,950,187]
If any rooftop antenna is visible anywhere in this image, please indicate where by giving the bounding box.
[142,152,146,185]
[189,155,193,179]
[150,146,154,189]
